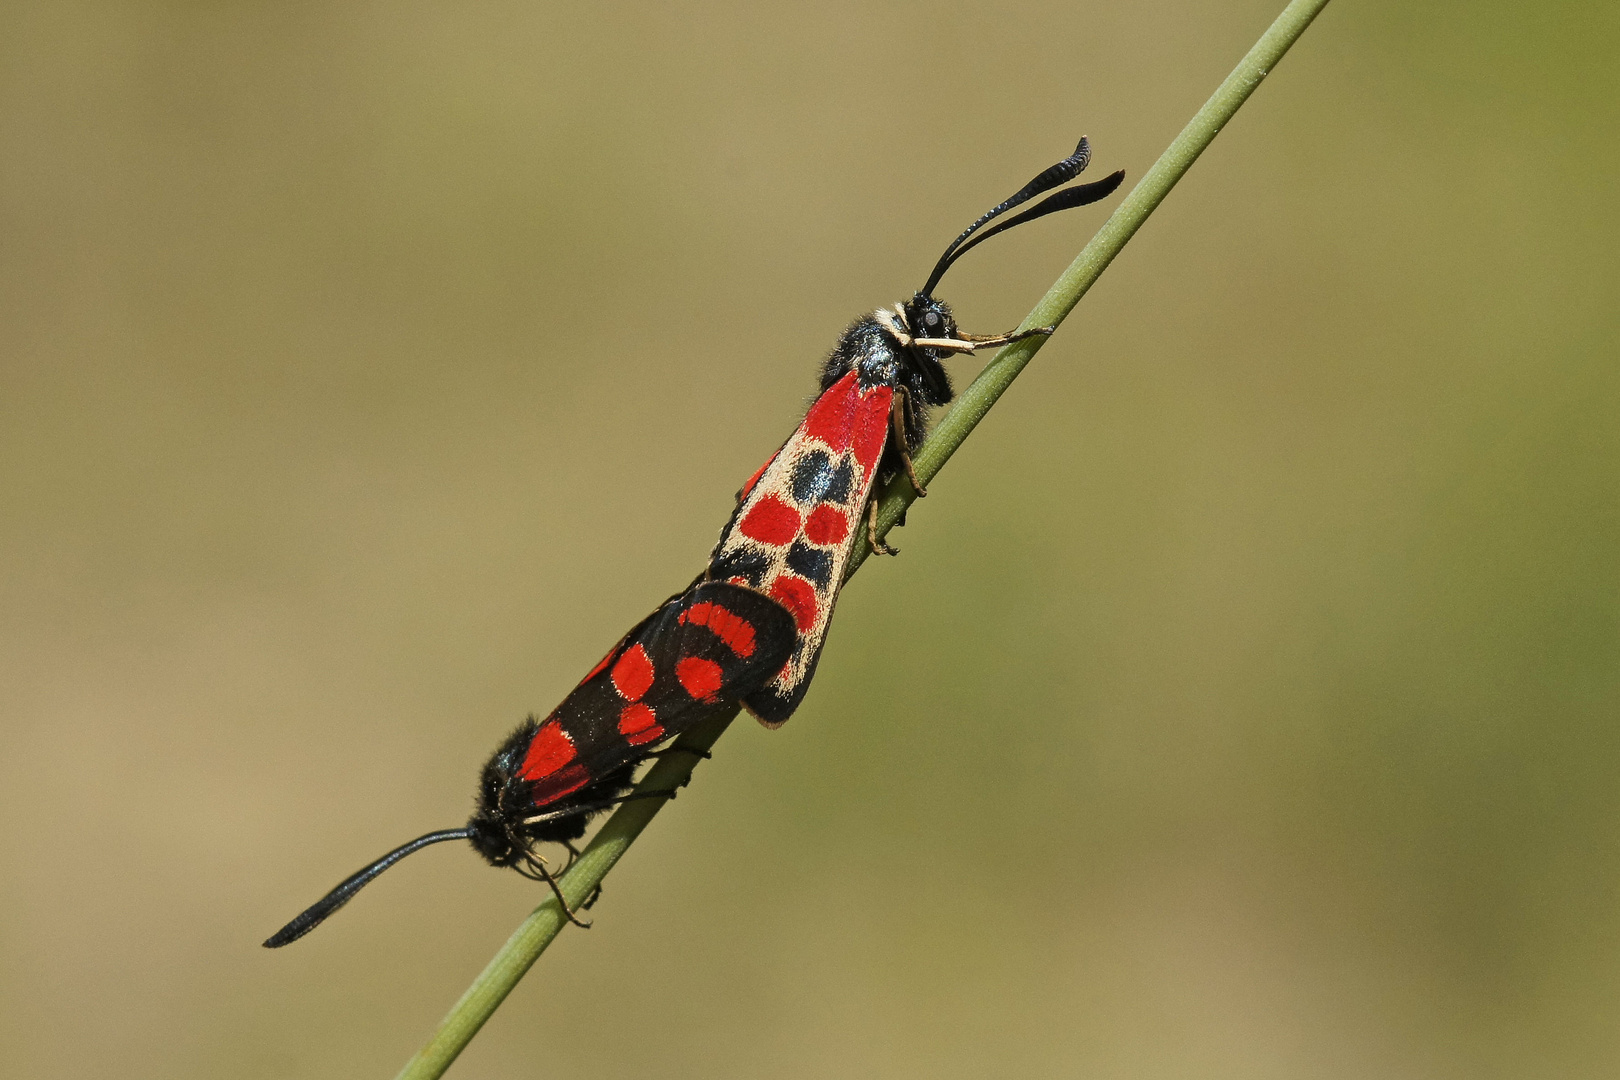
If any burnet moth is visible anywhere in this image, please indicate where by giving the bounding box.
[265,137,1120,945]
[263,581,796,946]
[706,137,1124,725]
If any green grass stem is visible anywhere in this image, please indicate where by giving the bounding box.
[396,1,1333,1074]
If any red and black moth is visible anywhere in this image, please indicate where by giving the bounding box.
[707,137,1124,725]
[265,136,1121,946]
[263,581,796,946]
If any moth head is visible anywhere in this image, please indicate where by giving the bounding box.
[903,294,957,344]
[466,807,522,867]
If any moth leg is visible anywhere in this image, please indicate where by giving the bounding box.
[908,337,979,354]
[911,326,1054,353]
[891,387,927,498]
[557,840,607,909]
[965,325,1055,347]
[867,497,899,557]
[547,869,593,928]
[519,851,593,929]
[630,745,712,767]
[521,789,685,830]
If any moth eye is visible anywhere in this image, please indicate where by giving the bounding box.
[924,310,941,328]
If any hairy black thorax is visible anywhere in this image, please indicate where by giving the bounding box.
[820,292,959,480]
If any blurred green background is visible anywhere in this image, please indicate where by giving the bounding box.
[2,1,1617,1077]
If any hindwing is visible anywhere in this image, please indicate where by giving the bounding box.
[512,582,797,807]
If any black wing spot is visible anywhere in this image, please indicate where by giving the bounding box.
[785,540,833,590]
[790,449,856,508]
[789,450,834,506]
[823,458,854,505]
[710,547,771,587]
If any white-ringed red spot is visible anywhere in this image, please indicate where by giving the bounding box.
[769,575,819,632]
[519,721,576,781]
[803,504,850,546]
[618,703,663,745]
[680,601,757,657]
[739,494,801,546]
[611,644,655,701]
[529,763,591,803]
[676,656,724,701]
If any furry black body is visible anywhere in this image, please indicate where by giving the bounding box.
[820,293,959,487]
[467,715,638,867]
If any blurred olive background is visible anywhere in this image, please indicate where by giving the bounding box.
[2,1,1617,1077]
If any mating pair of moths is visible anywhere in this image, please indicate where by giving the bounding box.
[265,138,1123,947]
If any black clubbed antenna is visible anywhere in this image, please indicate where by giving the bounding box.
[919,137,1125,299]
[262,827,471,948]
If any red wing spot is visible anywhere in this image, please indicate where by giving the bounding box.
[618,703,664,746]
[611,644,655,702]
[581,643,617,683]
[676,656,724,701]
[680,600,757,657]
[851,386,893,474]
[739,495,801,546]
[518,721,577,781]
[529,762,591,805]
[769,575,820,632]
[803,504,850,547]
[803,372,860,447]
[738,453,775,501]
